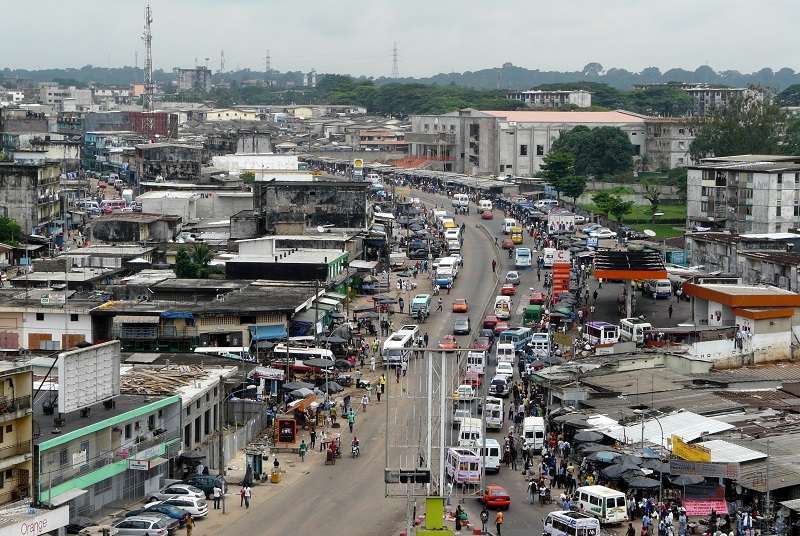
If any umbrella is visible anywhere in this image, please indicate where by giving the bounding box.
[574,430,604,443]
[321,381,344,393]
[577,443,610,453]
[642,459,671,474]
[617,454,643,466]
[602,463,642,480]
[335,359,354,370]
[670,474,704,486]
[323,335,347,344]
[587,451,620,464]
[633,447,661,459]
[304,358,335,369]
[625,475,661,488]
[282,381,314,391]
[290,387,314,398]
[359,311,380,319]
[251,340,274,350]
[353,305,375,313]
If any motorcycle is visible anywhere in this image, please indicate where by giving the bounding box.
[351,443,360,458]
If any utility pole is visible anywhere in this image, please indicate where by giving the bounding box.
[314,279,320,344]
[141,1,154,111]
[765,439,771,520]
[220,49,225,73]
[265,50,271,81]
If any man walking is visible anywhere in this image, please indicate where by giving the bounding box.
[212,485,222,510]
[243,485,251,509]
[437,297,443,312]
[495,510,505,536]
[668,304,674,319]
[299,439,307,462]
[347,410,356,433]
[480,507,489,534]
[310,429,317,450]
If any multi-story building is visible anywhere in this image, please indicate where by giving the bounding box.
[174,67,213,93]
[682,85,763,117]
[0,162,61,235]
[686,155,800,234]
[643,117,695,169]
[506,89,592,109]
[0,365,33,507]
[134,143,204,183]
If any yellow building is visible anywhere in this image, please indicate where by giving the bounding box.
[0,365,32,505]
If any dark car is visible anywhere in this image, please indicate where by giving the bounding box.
[126,504,189,526]
[185,475,223,499]
[408,248,429,260]
[453,316,471,335]
[479,328,495,343]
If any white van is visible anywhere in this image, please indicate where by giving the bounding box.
[466,351,486,376]
[484,397,504,431]
[494,296,512,320]
[478,199,493,211]
[495,343,515,364]
[543,511,601,536]
[535,198,558,210]
[444,228,460,241]
[452,193,470,208]
[575,485,628,525]
[457,417,483,448]
[619,317,653,344]
[645,279,673,299]
[447,240,461,254]
[502,218,517,234]
[529,332,550,358]
[439,257,460,279]
[522,416,545,453]
[479,438,502,473]
[445,448,481,485]
[542,247,557,268]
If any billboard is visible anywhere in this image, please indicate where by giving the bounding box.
[57,340,121,414]
[672,434,712,462]
[670,459,740,480]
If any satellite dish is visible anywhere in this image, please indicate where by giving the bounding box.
[317,226,326,233]
[653,212,665,217]
[643,229,657,238]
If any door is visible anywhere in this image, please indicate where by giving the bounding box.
[27,333,51,350]
[62,334,85,349]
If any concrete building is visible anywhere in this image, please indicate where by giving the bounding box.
[408,109,651,175]
[506,89,592,109]
[0,133,81,171]
[643,117,695,169]
[210,153,312,181]
[203,109,258,122]
[686,155,800,234]
[0,162,61,235]
[685,231,800,276]
[88,213,181,244]
[174,67,213,93]
[683,85,763,117]
[134,143,204,183]
[252,180,371,235]
[227,237,349,284]
[0,365,33,507]
[0,108,48,134]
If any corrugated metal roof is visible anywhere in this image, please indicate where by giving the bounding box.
[736,459,800,492]
[698,439,767,463]
[591,410,734,447]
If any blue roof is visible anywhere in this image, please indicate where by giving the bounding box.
[249,324,288,341]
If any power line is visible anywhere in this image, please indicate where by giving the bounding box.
[391,42,399,79]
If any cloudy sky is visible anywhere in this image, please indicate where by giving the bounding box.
[2,0,798,76]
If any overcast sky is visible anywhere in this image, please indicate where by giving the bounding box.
[2,0,798,77]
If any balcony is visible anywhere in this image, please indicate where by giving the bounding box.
[0,395,31,416]
[406,132,455,145]
[0,441,31,460]
[111,325,197,340]
[0,485,30,505]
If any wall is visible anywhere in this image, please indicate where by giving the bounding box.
[140,196,197,223]
[21,310,92,350]
[194,193,253,220]
[0,163,61,234]
[90,220,144,243]
[576,180,681,206]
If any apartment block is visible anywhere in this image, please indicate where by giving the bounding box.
[0,365,33,507]
[0,162,61,235]
[506,89,592,109]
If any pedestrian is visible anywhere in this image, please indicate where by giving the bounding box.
[212,485,222,509]
[399,297,404,312]
[446,480,453,506]
[243,485,251,509]
[380,374,386,394]
[239,486,245,507]
[627,523,636,536]
[361,393,369,412]
[347,410,355,433]
[185,514,194,536]
[299,439,307,462]
[310,429,317,450]
[593,289,598,302]
[668,304,673,319]
[492,259,497,272]
[423,333,429,347]
[401,360,408,377]
[480,507,489,534]
[495,510,504,536]
[370,354,376,372]
[376,388,381,402]
[455,505,467,532]
[319,430,327,452]
[437,297,443,312]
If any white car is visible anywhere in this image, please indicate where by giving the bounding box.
[582,223,603,233]
[453,384,476,401]
[146,496,209,518]
[450,253,464,266]
[495,362,514,380]
[590,228,618,239]
[505,271,520,285]
[574,215,587,224]
[147,483,205,502]
[113,516,173,536]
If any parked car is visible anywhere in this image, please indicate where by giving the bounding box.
[452,299,469,313]
[112,516,175,536]
[582,223,602,233]
[146,496,209,518]
[481,484,511,509]
[408,248,429,260]
[505,271,520,285]
[452,384,476,401]
[147,483,205,502]
[126,503,189,526]
[591,228,618,239]
[185,474,224,499]
[495,362,514,379]
[574,214,587,224]
[453,317,471,335]
[481,211,493,220]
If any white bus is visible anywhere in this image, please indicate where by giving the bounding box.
[529,332,551,358]
[495,342,515,364]
[515,247,532,269]
[445,448,481,485]
[543,511,601,536]
[382,331,415,366]
[466,350,486,375]
[457,417,483,448]
[479,438,502,473]
[542,247,557,268]
[271,345,334,366]
[584,322,620,346]
[478,199,493,211]
[575,485,628,525]
[619,317,652,344]
[523,416,545,452]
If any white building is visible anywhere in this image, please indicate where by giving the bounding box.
[686,155,800,234]
[506,89,592,109]
[211,153,313,181]
[683,86,763,116]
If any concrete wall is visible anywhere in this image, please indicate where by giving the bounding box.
[576,180,681,206]
[140,196,197,223]
[21,309,93,350]
[90,220,145,243]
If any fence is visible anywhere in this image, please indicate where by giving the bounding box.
[222,406,271,466]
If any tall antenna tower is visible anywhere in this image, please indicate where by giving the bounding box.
[265,50,271,76]
[141,1,154,111]
[391,42,400,79]
[134,50,138,70]
[220,49,225,73]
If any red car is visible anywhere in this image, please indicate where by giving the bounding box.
[501,239,514,249]
[452,299,469,313]
[481,484,511,509]
[529,290,546,305]
[482,315,498,329]
[493,321,509,335]
[500,284,517,296]
[464,370,482,388]
[481,211,493,220]
[438,335,458,351]
[471,337,492,352]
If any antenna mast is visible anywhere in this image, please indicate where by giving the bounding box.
[391,42,399,79]
[220,49,225,73]
[141,1,154,111]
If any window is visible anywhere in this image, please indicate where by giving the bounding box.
[158,409,163,418]
[701,187,708,196]
[536,145,544,156]
[240,315,256,324]
[186,407,190,416]
[4,470,11,480]
[196,400,201,409]
[134,421,140,431]
[35,313,44,321]
[778,173,783,184]
[746,206,752,216]
[777,206,782,217]
[423,123,429,132]
[95,478,112,493]
[213,387,218,397]
[148,414,156,430]
[124,423,132,440]
[70,314,79,322]
[678,128,685,134]
[59,449,67,466]
[205,393,210,402]
[633,144,641,155]
[4,425,10,433]
[795,205,800,217]
[519,144,528,156]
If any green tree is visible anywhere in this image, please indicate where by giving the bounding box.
[0,217,22,246]
[591,191,617,219]
[191,243,213,278]
[783,117,800,155]
[609,198,634,223]
[559,175,587,207]
[552,126,633,177]
[540,151,575,200]
[642,180,662,222]
[778,84,800,106]
[689,93,786,160]
[667,168,688,201]
[623,86,693,116]
[174,247,197,278]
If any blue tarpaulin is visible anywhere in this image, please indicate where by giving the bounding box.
[249,324,288,341]
[161,311,194,319]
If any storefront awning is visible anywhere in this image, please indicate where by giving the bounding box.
[161,311,194,320]
[249,324,288,341]
[113,315,160,324]
[44,487,88,506]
